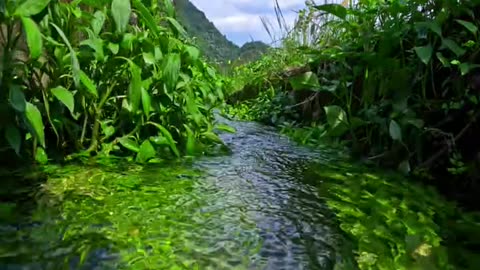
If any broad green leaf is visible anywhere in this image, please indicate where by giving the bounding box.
[25,102,45,147]
[289,71,320,91]
[407,119,424,129]
[112,0,131,33]
[459,63,480,76]
[456,20,478,35]
[21,17,42,59]
[185,45,200,62]
[128,62,142,113]
[314,4,347,20]
[136,140,156,163]
[141,87,151,117]
[9,85,26,112]
[14,0,50,16]
[442,38,466,57]
[203,131,223,144]
[132,0,161,37]
[414,45,433,65]
[389,120,402,141]
[324,105,348,128]
[5,126,21,155]
[91,11,106,35]
[142,52,156,65]
[398,160,411,174]
[215,124,236,133]
[79,70,98,98]
[35,147,48,164]
[108,43,120,54]
[118,137,140,152]
[154,46,163,61]
[147,122,180,157]
[51,23,80,88]
[51,86,74,114]
[163,53,181,91]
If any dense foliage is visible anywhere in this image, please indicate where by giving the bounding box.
[0,0,236,165]
[226,0,480,206]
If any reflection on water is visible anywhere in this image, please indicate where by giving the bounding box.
[0,116,478,269]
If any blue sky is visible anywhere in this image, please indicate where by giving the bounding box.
[190,0,306,46]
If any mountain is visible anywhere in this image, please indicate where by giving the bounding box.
[173,0,269,63]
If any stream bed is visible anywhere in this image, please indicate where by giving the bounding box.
[0,117,479,269]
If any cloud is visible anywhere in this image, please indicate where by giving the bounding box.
[189,0,305,46]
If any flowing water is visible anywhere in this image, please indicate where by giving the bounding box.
[0,116,479,270]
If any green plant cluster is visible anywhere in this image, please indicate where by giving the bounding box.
[226,0,480,182]
[0,0,233,164]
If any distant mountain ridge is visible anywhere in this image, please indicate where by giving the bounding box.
[173,0,269,63]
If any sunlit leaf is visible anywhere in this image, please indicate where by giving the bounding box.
[163,0,175,17]
[25,102,45,148]
[389,120,402,141]
[414,45,433,65]
[456,20,478,35]
[14,0,51,16]
[111,0,131,33]
[128,62,142,113]
[91,11,106,35]
[436,52,450,67]
[136,140,156,163]
[314,4,347,20]
[166,17,187,38]
[132,0,161,37]
[184,45,200,62]
[142,52,156,65]
[79,70,98,98]
[141,87,151,117]
[289,71,320,91]
[21,17,43,59]
[215,124,236,133]
[35,147,48,164]
[118,137,140,152]
[51,86,75,114]
[184,125,196,156]
[5,126,21,155]
[163,53,181,91]
[108,42,120,54]
[202,131,223,144]
[9,85,26,112]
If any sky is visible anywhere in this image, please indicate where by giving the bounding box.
[189,0,306,46]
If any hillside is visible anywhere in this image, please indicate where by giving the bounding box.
[173,0,269,63]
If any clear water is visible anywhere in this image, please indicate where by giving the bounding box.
[0,117,478,269]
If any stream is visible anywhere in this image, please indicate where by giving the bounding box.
[0,116,478,269]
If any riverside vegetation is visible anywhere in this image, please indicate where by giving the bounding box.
[1,0,480,269]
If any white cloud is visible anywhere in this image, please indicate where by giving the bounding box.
[189,0,305,45]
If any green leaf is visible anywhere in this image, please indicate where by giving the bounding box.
[79,70,98,98]
[91,11,106,35]
[112,0,131,33]
[289,71,320,91]
[389,120,402,141]
[14,0,51,17]
[324,105,348,128]
[142,52,156,65]
[128,61,142,113]
[21,17,43,59]
[407,119,424,129]
[314,4,347,20]
[141,87,151,117]
[185,45,200,62]
[51,86,74,114]
[166,17,187,38]
[456,20,478,35]
[414,45,433,65]
[436,52,450,67]
[5,126,21,155]
[163,53,181,91]
[51,23,80,88]
[136,140,156,163]
[132,0,161,37]
[118,137,140,152]
[184,125,196,156]
[25,102,45,148]
[203,131,223,144]
[398,160,411,174]
[459,63,480,76]
[147,122,180,157]
[9,85,26,112]
[442,38,466,57]
[35,147,48,164]
[163,0,175,17]
[108,43,119,54]
[215,124,236,133]
[415,21,442,37]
